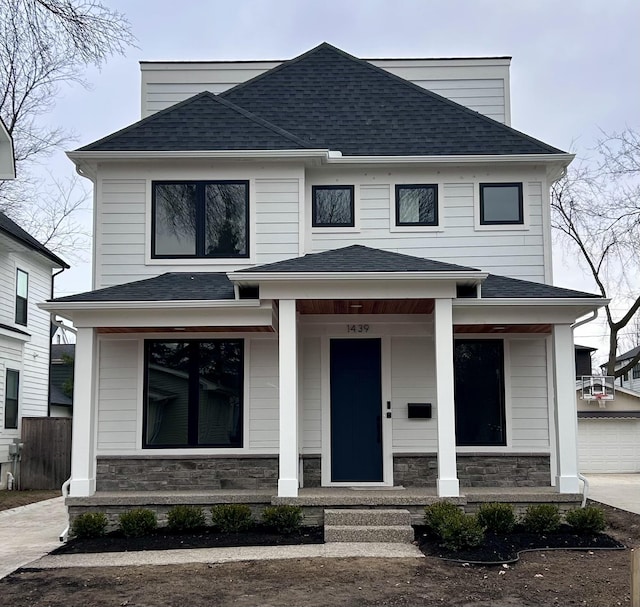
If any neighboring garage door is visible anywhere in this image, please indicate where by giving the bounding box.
[578,418,640,473]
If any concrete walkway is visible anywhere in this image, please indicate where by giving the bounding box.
[585,474,640,515]
[0,497,67,579]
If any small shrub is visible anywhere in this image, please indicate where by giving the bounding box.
[210,504,253,533]
[521,504,561,534]
[262,505,303,534]
[118,508,157,537]
[477,502,516,534]
[167,505,205,532]
[71,512,108,538]
[423,501,464,536]
[565,506,606,534]
[438,514,485,551]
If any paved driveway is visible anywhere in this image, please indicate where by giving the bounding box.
[0,497,67,579]
[584,474,640,515]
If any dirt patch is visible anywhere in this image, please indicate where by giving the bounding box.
[0,501,637,606]
[0,490,59,512]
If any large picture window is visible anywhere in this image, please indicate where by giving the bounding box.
[144,340,243,448]
[312,185,354,227]
[454,340,506,446]
[395,184,438,226]
[15,269,28,326]
[4,369,19,429]
[152,181,249,258]
[479,183,523,225]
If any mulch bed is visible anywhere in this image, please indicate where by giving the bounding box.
[414,523,625,564]
[52,525,324,554]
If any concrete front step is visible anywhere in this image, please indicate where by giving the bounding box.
[324,508,412,526]
[324,524,415,543]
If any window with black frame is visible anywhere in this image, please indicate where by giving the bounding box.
[144,340,243,448]
[395,184,438,226]
[4,369,19,429]
[152,181,249,258]
[454,340,506,446]
[479,183,523,225]
[312,185,354,227]
[15,269,28,326]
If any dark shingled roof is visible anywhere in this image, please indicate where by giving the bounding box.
[79,43,565,156]
[77,92,311,152]
[578,411,640,419]
[243,245,479,273]
[481,274,600,299]
[611,346,640,364]
[0,211,69,268]
[51,273,235,303]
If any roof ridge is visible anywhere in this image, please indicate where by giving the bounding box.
[76,91,309,152]
[223,43,565,155]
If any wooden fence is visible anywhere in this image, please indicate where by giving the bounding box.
[20,417,72,490]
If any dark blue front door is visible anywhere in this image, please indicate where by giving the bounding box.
[330,338,383,482]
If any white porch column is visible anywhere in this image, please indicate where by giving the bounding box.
[434,298,459,497]
[278,299,299,497]
[552,324,580,493]
[69,327,97,497]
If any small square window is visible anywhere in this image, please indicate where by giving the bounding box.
[312,186,354,227]
[480,183,523,225]
[15,269,28,326]
[395,184,438,226]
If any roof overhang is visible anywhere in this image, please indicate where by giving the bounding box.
[454,298,609,325]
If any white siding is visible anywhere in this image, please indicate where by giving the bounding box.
[302,337,321,452]
[307,168,547,281]
[97,339,139,452]
[247,338,279,450]
[141,57,510,124]
[509,339,549,449]
[391,337,437,452]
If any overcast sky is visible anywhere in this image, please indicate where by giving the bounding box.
[48,0,640,356]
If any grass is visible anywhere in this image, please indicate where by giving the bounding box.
[0,490,60,512]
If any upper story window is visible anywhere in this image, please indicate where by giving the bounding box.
[395,184,438,226]
[312,185,354,227]
[633,363,640,380]
[479,183,523,225]
[152,181,249,258]
[15,269,28,326]
[4,369,19,430]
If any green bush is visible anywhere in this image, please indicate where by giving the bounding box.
[438,513,485,551]
[477,502,516,534]
[262,505,303,534]
[71,512,108,538]
[210,504,253,533]
[565,506,606,534]
[118,508,157,537]
[423,501,464,536]
[521,504,561,534]
[167,505,205,532]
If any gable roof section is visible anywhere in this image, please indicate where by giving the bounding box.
[51,272,235,303]
[602,345,640,366]
[77,92,311,152]
[78,43,565,156]
[242,245,479,273]
[0,212,69,268]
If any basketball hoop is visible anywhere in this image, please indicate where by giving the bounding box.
[592,393,608,408]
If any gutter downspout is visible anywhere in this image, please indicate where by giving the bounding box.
[571,308,600,507]
[59,477,71,542]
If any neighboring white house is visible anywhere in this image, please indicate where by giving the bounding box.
[43,43,607,503]
[601,346,640,393]
[0,120,70,488]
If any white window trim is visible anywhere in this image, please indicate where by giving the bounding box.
[473,180,530,232]
[389,181,444,233]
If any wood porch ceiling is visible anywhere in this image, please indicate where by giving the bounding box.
[96,326,274,334]
[297,299,435,314]
[454,324,552,334]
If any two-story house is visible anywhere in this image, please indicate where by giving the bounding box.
[43,44,607,517]
[1,118,70,488]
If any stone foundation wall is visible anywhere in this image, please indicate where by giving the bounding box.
[96,456,278,491]
[393,455,550,488]
[302,456,321,487]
